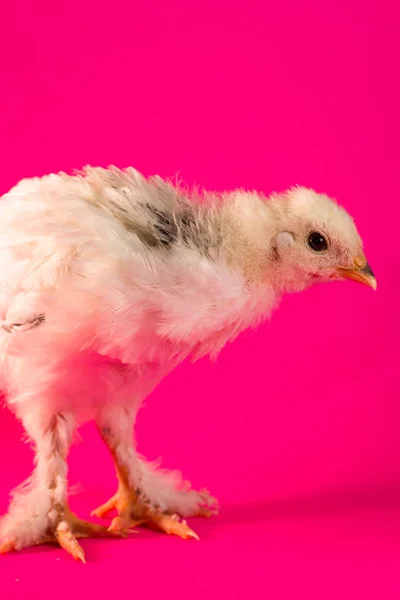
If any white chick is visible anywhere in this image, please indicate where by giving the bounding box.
[0,167,376,562]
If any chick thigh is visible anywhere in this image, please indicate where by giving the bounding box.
[92,406,218,539]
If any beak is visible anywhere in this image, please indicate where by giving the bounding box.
[337,257,377,291]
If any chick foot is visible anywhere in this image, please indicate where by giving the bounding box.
[91,487,201,540]
[0,507,122,563]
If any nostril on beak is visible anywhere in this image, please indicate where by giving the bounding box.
[354,255,366,269]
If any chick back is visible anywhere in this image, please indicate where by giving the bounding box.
[0,167,274,420]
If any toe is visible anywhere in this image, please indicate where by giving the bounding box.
[90,495,118,519]
[109,514,144,533]
[70,515,126,539]
[56,521,86,563]
[148,514,200,540]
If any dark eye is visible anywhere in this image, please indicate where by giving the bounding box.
[308,232,328,252]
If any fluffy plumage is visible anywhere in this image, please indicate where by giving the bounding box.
[0,166,375,560]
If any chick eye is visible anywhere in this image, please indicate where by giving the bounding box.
[308,232,328,252]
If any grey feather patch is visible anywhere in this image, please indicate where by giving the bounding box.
[144,203,197,248]
[84,165,222,255]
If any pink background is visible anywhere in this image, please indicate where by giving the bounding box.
[0,0,399,597]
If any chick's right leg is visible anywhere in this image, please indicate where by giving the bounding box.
[0,410,117,562]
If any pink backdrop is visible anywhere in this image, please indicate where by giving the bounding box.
[1,1,399,598]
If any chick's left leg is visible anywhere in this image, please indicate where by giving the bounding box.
[91,407,209,540]
[0,412,119,562]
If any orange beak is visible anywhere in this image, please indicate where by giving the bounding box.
[337,256,377,291]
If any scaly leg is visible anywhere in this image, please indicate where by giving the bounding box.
[0,412,121,562]
[92,407,218,539]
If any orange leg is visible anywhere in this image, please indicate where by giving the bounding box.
[92,425,200,540]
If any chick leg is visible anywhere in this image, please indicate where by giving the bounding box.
[92,407,216,539]
[0,412,119,562]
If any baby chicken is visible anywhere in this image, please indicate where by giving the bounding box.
[0,167,376,562]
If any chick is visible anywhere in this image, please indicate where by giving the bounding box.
[0,167,376,562]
